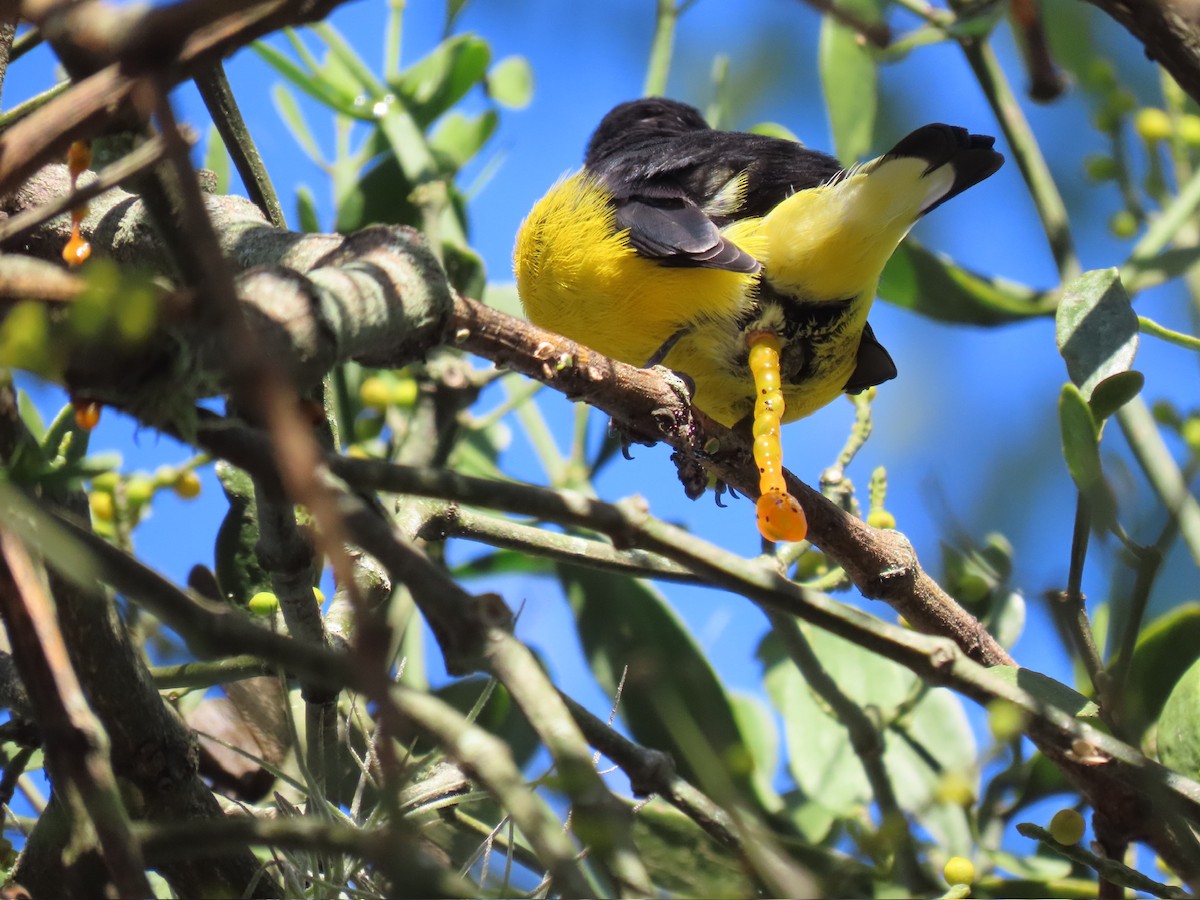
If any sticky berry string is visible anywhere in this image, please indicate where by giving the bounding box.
[747,331,807,543]
[64,140,100,430]
[62,140,92,267]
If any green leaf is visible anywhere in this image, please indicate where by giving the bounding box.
[730,692,784,810]
[295,185,320,233]
[1058,382,1117,528]
[1156,656,1200,778]
[448,420,511,480]
[781,789,838,844]
[444,0,471,33]
[879,241,1055,325]
[987,848,1072,881]
[987,665,1101,719]
[631,800,755,898]
[484,283,524,320]
[16,390,45,443]
[759,625,976,835]
[451,547,555,580]
[392,34,491,128]
[1055,268,1139,400]
[213,462,270,606]
[334,153,418,233]
[819,16,877,163]
[253,40,367,119]
[443,240,486,299]
[990,591,1027,651]
[1087,370,1144,422]
[487,55,533,109]
[748,121,800,142]
[1122,603,1200,742]
[560,565,769,808]
[1122,246,1200,290]
[377,105,439,186]
[433,678,540,770]
[271,84,325,166]
[429,109,498,172]
[311,22,385,96]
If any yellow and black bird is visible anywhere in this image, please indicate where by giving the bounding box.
[514,97,1003,539]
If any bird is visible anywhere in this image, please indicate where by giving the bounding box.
[514,97,1003,427]
[514,97,1003,540]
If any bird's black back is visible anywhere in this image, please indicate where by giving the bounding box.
[584,98,843,225]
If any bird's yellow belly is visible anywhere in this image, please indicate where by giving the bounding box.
[663,312,865,428]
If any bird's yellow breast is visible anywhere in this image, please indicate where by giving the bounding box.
[514,172,765,368]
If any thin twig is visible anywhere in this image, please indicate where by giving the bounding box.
[194,63,287,228]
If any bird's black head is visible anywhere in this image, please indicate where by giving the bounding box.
[584,97,711,165]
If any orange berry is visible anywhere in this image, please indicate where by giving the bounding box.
[72,399,100,431]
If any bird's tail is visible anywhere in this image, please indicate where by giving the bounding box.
[872,123,1005,216]
[753,124,1003,301]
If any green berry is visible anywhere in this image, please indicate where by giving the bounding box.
[90,471,120,492]
[988,699,1027,742]
[1152,400,1182,429]
[1083,59,1117,93]
[1084,154,1119,181]
[1108,209,1138,239]
[866,508,896,530]
[124,476,155,507]
[353,411,385,442]
[1049,808,1086,845]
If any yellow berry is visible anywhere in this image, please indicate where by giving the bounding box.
[934,770,975,807]
[1049,808,1086,845]
[1135,107,1173,143]
[90,472,120,493]
[390,377,420,408]
[247,591,279,616]
[313,586,325,604]
[89,491,114,522]
[1180,114,1200,146]
[867,508,896,530]
[173,470,201,499]
[1183,417,1200,453]
[988,699,1027,742]
[359,375,392,411]
[943,856,975,886]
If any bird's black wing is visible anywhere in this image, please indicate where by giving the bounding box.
[588,112,842,273]
[609,185,759,272]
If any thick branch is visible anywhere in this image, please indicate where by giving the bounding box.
[1084,0,1200,106]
